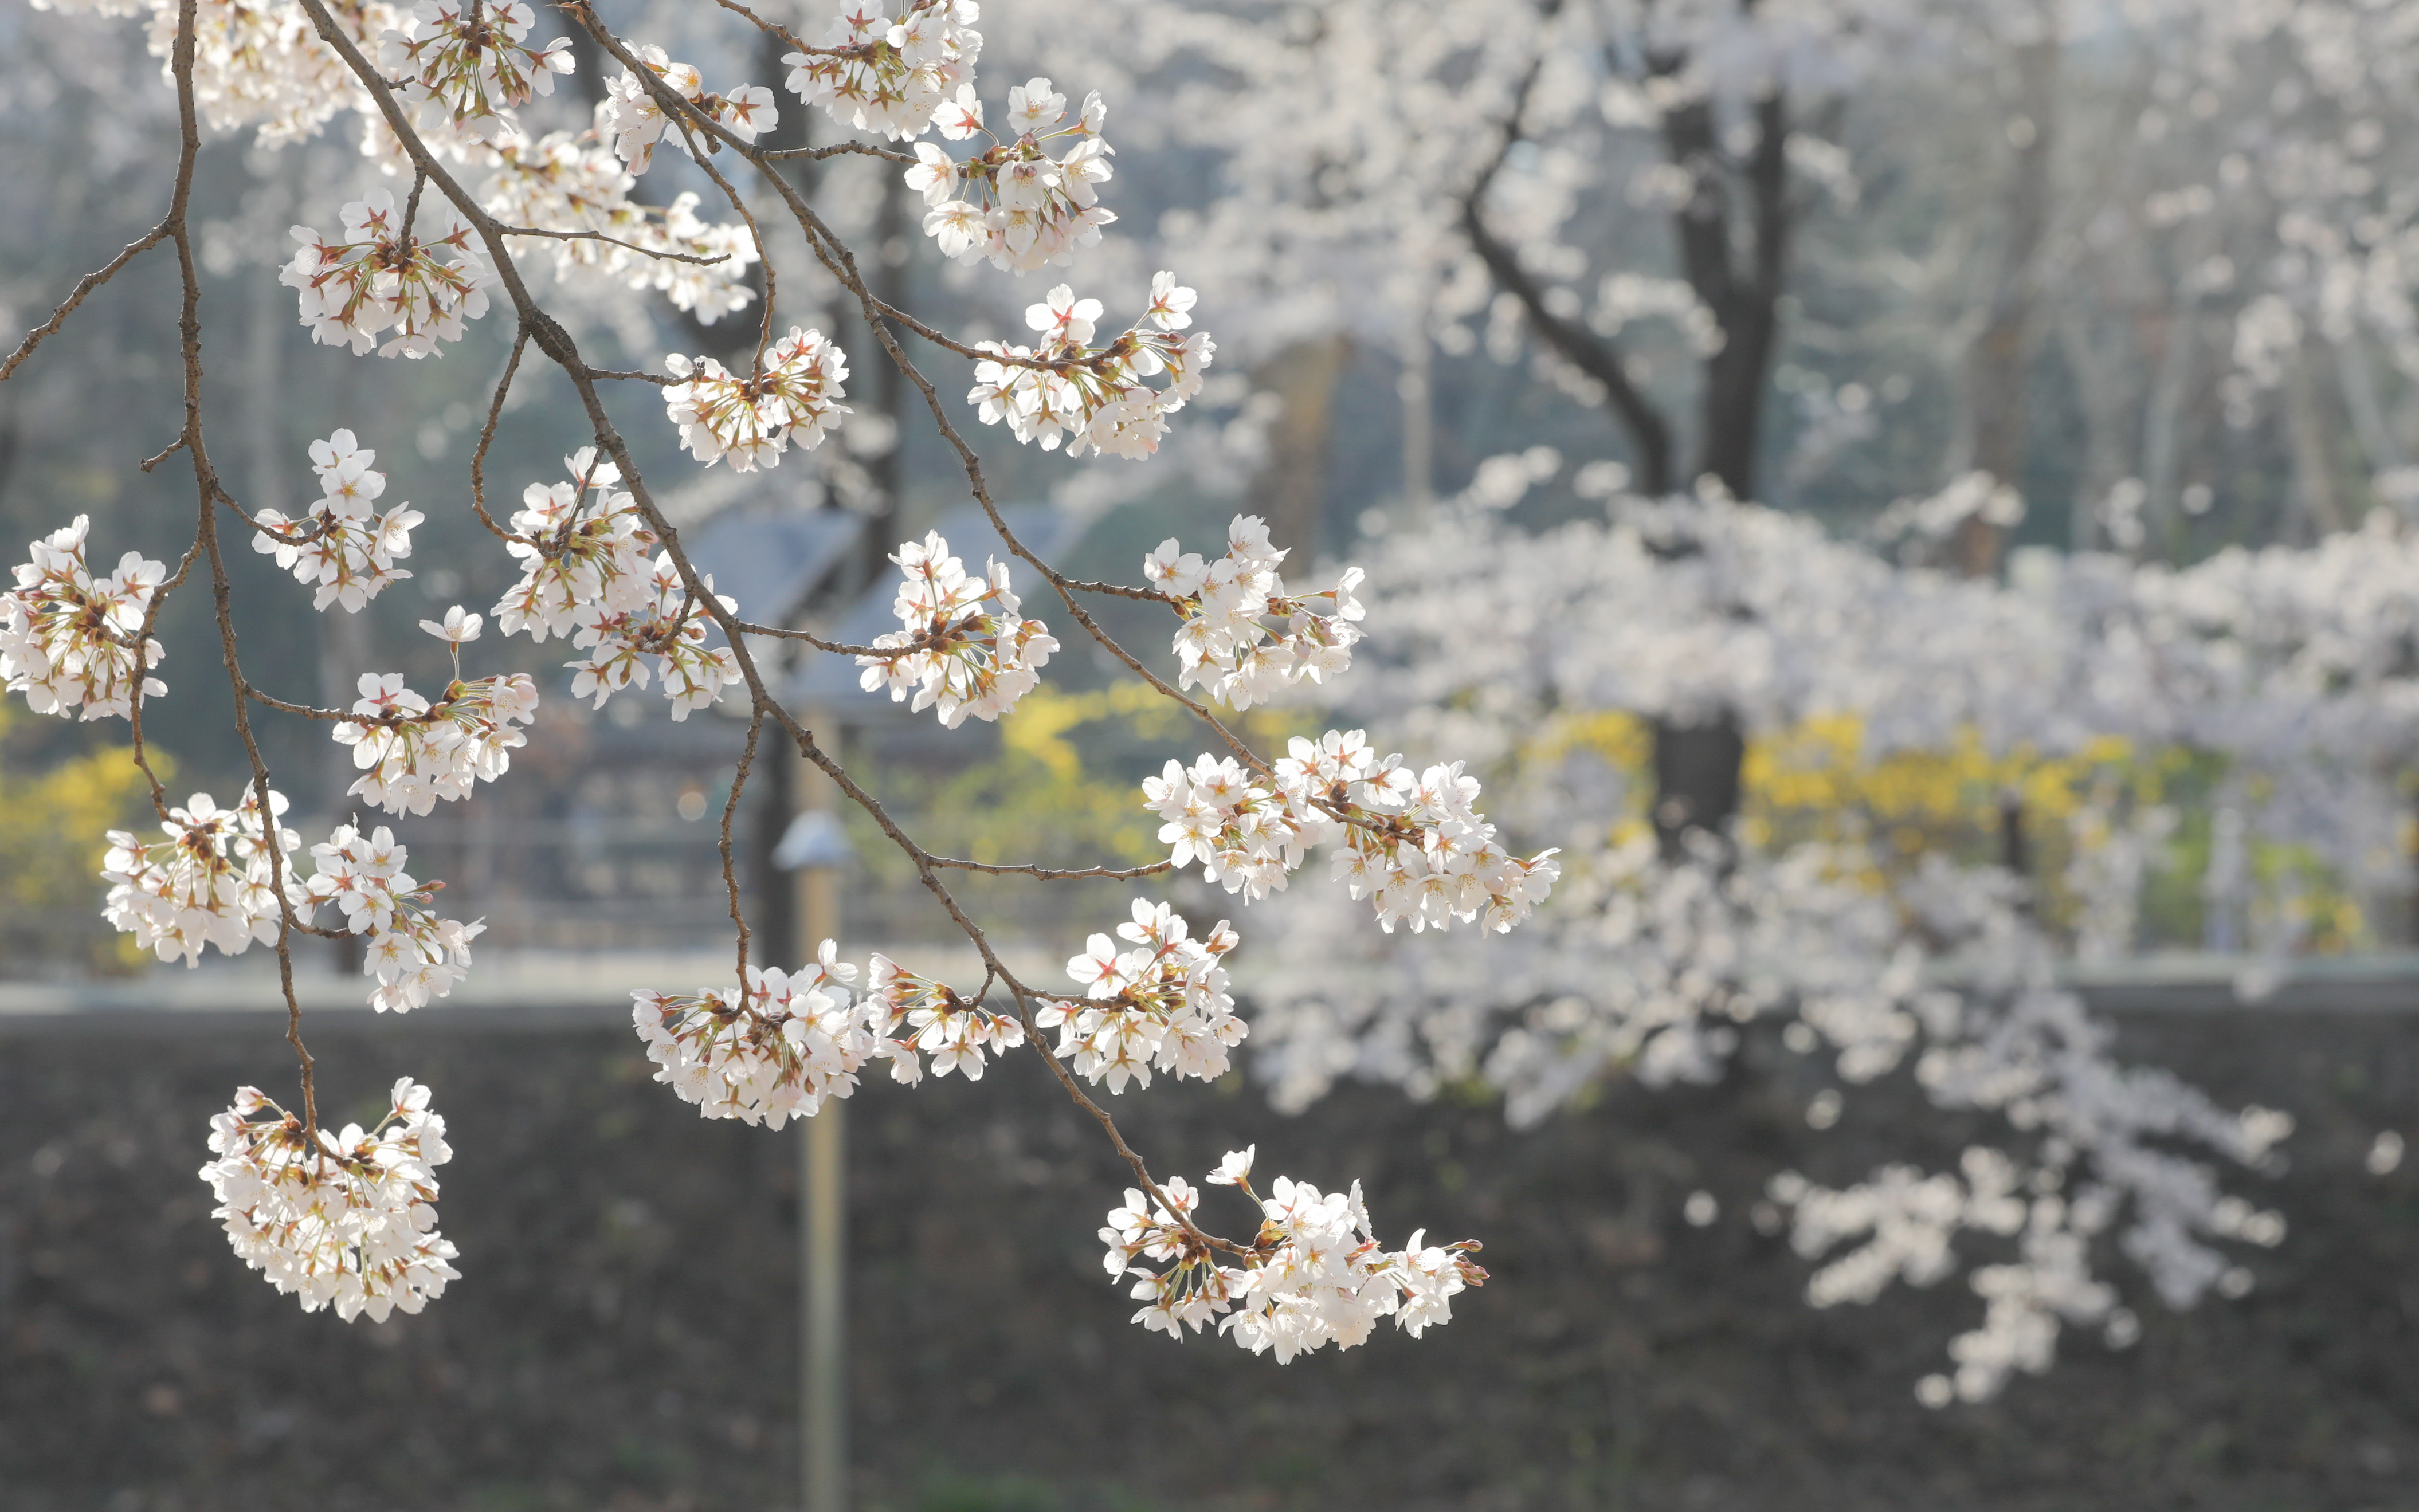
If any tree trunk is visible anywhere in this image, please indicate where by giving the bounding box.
[1253,332,1352,561]
[1651,716,1745,859]
[1957,25,2059,577]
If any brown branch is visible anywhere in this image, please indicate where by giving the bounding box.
[162,0,320,1136]
[0,220,174,386]
[498,222,735,266]
[300,0,1244,1260]
[468,327,529,541]
[928,856,1177,882]
[720,705,765,983]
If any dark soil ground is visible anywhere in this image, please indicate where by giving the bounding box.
[3,1003,2415,1512]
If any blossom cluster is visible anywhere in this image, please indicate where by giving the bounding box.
[664,327,851,472]
[905,77,1114,274]
[1148,515,1365,710]
[482,121,759,322]
[563,552,740,720]
[600,44,774,174]
[865,951,1026,1081]
[1101,1153,1484,1360]
[251,429,424,613]
[1143,730,1560,932]
[1,515,166,721]
[1047,901,1244,1091]
[966,277,1212,458]
[632,946,881,1127]
[330,668,540,816]
[307,824,485,1012]
[378,0,573,146]
[281,187,496,358]
[199,1082,459,1322]
[855,531,1057,727]
[783,0,981,141]
[101,788,304,966]
[489,447,659,641]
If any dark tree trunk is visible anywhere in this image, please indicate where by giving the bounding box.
[1957,24,2059,578]
[1651,716,1745,859]
[1663,89,1791,501]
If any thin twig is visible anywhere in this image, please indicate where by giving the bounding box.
[0,221,174,385]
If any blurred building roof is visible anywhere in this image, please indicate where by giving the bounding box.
[682,502,866,631]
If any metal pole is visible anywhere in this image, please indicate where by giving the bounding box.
[800,863,845,1512]
[791,705,846,1512]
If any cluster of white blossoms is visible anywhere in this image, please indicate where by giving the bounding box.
[307,824,485,1011]
[1048,901,1245,1092]
[905,77,1113,274]
[282,187,496,358]
[1303,735,1563,935]
[1142,731,1560,931]
[1101,1152,1485,1360]
[489,448,659,640]
[1,515,166,721]
[663,327,852,472]
[563,552,740,720]
[865,951,1027,1082]
[329,667,540,816]
[199,1081,459,1322]
[251,429,424,613]
[966,276,1213,458]
[855,531,1057,727]
[600,44,775,174]
[19,0,1499,1365]
[483,120,759,323]
[378,0,573,146]
[1147,515,1365,710]
[633,946,884,1128]
[783,0,981,140]
[101,788,304,967]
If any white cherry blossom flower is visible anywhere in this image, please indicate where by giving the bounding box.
[199,1081,459,1321]
[280,188,495,358]
[782,0,982,141]
[308,825,484,1011]
[856,531,1058,727]
[663,328,850,471]
[102,788,305,965]
[2,515,167,721]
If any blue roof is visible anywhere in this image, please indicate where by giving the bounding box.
[681,504,865,631]
[786,504,1082,718]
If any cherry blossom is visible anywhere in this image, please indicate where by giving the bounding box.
[330,669,539,815]
[662,327,851,471]
[856,531,1057,727]
[599,44,774,174]
[280,187,495,358]
[1044,901,1244,1091]
[480,115,758,323]
[198,1081,458,1322]
[633,946,879,1128]
[782,0,982,142]
[864,952,1025,1082]
[489,447,659,642]
[2,515,167,721]
[562,552,740,721]
[965,277,1212,457]
[1102,1160,1485,1359]
[307,824,485,1011]
[101,788,305,967]
[1151,514,1365,710]
[377,0,573,146]
[251,429,424,612]
[904,76,1114,274]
